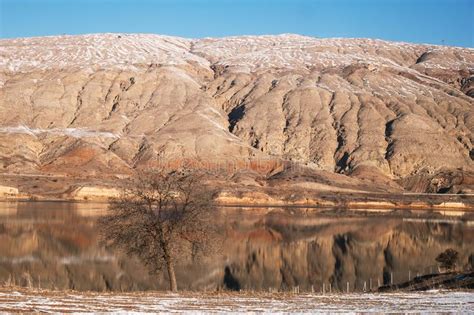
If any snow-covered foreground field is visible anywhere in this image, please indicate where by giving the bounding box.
[0,288,472,313]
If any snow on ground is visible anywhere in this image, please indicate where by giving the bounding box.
[0,288,472,313]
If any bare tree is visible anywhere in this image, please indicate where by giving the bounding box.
[98,170,220,291]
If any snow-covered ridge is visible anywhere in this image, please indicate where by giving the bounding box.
[0,33,472,73]
[193,34,474,72]
[0,33,210,72]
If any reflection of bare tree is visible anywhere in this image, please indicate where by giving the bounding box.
[98,170,220,291]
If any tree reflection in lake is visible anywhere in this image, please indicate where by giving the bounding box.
[0,202,472,292]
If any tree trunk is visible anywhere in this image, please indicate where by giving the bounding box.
[166,259,178,292]
[162,242,177,292]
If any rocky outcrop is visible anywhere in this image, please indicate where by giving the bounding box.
[72,186,121,201]
[0,34,473,193]
[0,185,18,198]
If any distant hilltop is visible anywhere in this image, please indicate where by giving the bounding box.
[1,33,472,72]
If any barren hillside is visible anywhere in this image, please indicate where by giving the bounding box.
[0,34,473,197]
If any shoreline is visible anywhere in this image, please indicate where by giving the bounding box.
[0,195,473,212]
[0,284,472,295]
[1,179,473,211]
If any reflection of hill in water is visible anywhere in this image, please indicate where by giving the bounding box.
[0,202,472,291]
[227,211,474,291]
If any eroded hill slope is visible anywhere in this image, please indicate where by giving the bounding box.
[0,34,473,194]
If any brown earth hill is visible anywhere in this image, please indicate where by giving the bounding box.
[0,34,473,196]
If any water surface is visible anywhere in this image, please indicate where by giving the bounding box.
[0,201,473,292]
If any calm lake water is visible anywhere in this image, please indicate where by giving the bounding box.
[0,201,473,292]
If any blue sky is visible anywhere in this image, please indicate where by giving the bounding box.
[1,0,473,47]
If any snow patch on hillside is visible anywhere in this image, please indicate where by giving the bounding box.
[0,126,119,139]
